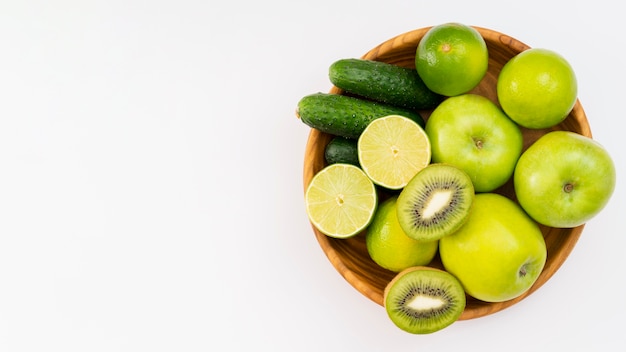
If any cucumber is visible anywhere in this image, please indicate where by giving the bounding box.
[296,92,425,139]
[324,136,359,166]
[329,58,443,110]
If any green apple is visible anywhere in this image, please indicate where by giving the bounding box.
[425,94,523,192]
[439,193,547,303]
[514,131,615,228]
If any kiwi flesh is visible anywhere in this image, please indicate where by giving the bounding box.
[396,163,474,241]
[384,266,466,334]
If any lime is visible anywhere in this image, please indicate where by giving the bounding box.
[497,48,577,129]
[366,196,438,273]
[416,23,488,96]
[358,115,431,190]
[305,163,378,239]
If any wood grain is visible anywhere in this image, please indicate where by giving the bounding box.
[302,26,588,320]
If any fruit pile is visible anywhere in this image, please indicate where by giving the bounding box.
[296,23,616,334]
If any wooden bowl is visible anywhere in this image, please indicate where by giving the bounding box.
[302,26,589,320]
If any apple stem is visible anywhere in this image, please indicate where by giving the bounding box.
[473,138,484,150]
[519,266,527,277]
[563,183,574,193]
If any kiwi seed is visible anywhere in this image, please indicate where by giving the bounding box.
[384,266,466,334]
[396,163,474,241]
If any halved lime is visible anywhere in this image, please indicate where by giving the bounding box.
[358,115,431,190]
[305,163,378,239]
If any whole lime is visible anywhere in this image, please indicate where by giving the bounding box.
[497,48,577,129]
[416,23,488,97]
[366,196,438,272]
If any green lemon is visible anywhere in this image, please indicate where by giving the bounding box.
[416,23,488,96]
[366,196,438,272]
[497,48,578,129]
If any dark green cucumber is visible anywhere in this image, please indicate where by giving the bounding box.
[324,136,359,166]
[296,92,425,139]
[329,58,443,110]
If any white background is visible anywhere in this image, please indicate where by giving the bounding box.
[0,1,624,351]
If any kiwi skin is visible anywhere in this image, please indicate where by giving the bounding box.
[383,266,466,334]
[396,163,474,242]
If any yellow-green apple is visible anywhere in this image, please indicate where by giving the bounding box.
[425,94,523,192]
[439,193,547,303]
[514,131,615,228]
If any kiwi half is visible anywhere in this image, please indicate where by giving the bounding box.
[384,266,466,334]
[396,163,474,241]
